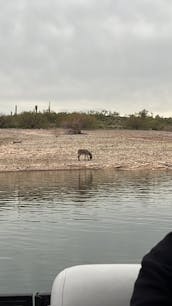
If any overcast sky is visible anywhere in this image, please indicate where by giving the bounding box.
[0,0,172,116]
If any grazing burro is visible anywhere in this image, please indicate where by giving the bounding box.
[77,149,92,161]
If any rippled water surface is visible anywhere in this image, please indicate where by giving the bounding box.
[0,169,172,293]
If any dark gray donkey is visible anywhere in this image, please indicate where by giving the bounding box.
[78,149,92,161]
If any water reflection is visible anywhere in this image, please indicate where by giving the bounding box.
[0,170,172,293]
[0,169,171,204]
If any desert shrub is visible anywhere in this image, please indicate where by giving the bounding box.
[1,108,172,131]
[17,112,49,129]
[61,112,97,130]
[125,115,145,130]
[0,115,18,128]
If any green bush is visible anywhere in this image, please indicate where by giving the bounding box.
[0,108,172,131]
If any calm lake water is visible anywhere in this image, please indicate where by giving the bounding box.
[0,169,172,294]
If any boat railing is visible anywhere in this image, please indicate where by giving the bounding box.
[0,292,50,306]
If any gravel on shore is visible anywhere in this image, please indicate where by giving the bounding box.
[0,128,172,172]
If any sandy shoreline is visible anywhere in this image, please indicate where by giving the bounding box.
[1,128,172,172]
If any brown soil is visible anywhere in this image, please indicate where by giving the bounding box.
[0,128,172,172]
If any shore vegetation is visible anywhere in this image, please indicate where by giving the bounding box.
[1,109,172,131]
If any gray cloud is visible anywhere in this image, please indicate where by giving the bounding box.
[0,0,172,116]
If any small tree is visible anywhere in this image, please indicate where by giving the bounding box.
[138,109,149,118]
